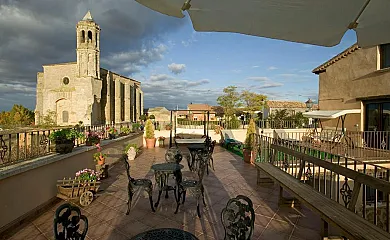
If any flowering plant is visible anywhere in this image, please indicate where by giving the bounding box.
[75,168,100,181]
[158,136,165,141]
[93,152,107,162]
[86,131,102,144]
[106,126,117,135]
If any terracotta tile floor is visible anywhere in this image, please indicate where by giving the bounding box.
[5,146,323,240]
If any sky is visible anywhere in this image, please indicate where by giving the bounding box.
[0,0,358,111]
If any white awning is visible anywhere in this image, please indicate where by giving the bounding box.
[302,109,361,119]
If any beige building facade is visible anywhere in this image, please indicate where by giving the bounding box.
[313,43,390,132]
[35,11,143,126]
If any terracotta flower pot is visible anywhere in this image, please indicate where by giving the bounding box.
[97,155,105,165]
[243,149,253,163]
[145,138,156,148]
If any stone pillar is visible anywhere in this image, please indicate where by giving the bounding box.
[114,79,121,123]
[124,83,131,122]
[140,89,144,116]
[135,86,140,121]
[105,71,111,124]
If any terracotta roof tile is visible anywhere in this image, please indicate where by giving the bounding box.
[266,100,307,109]
[312,43,360,74]
[188,104,213,111]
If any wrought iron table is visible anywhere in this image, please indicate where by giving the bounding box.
[130,228,198,240]
[151,163,184,208]
[187,144,206,171]
[175,138,206,144]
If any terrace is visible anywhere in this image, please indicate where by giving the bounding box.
[1,144,324,240]
[1,122,390,239]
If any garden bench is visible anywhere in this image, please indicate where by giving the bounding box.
[255,144,390,240]
[220,130,243,150]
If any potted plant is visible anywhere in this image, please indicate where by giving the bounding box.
[85,131,101,146]
[243,118,256,164]
[119,126,131,136]
[93,151,107,165]
[125,143,139,161]
[132,123,141,132]
[107,126,117,139]
[158,136,165,147]
[49,128,84,154]
[165,123,172,130]
[75,168,100,182]
[144,119,156,148]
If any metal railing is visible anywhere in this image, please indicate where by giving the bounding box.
[154,119,307,130]
[0,122,139,168]
[263,129,390,161]
[256,133,390,232]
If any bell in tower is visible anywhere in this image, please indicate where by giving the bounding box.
[76,11,100,79]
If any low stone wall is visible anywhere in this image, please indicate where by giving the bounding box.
[148,128,313,147]
[0,132,143,235]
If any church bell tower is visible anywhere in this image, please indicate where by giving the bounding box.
[76,11,100,79]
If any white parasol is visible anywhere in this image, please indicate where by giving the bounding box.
[135,0,390,47]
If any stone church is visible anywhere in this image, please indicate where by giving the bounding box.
[35,11,143,126]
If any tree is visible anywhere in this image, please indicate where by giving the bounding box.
[41,110,57,127]
[268,109,289,128]
[0,104,34,127]
[211,106,224,117]
[240,90,267,117]
[216,86,241,120]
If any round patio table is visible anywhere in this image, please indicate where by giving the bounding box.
[151,163,184,208]
[130,228,198,240]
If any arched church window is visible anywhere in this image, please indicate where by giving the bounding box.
[63,77,69,85]
[88,31,92,42]
[62,111,69,123]
[81,30,85,43]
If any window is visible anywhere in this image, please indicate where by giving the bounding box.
[380,44,390,69]
[62,111,69,123]
[88,31,92,42]
[193,116,198,121]
[63,77,69,85]
[81,30,85,43]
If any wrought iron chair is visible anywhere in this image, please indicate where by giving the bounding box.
[123,157,155,214]
[54,203,88,240]
[221,195,255,240]
[207,140,216,173]
[175,150,208,218]
[165,147,183,164]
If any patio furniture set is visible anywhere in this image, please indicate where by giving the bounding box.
[53,139,256,239]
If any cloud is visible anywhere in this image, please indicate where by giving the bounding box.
[149,74,173,81]
[247,76,271,81]
[278,74,299,77]
[252,66,259,68]
[143,75,212,109]
[168,63,186,74]
[268,66,278,70]
[231,69,242,73]
[0,0,185,110]
[257,82,284,89]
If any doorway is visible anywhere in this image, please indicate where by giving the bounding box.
[365,101,390,149]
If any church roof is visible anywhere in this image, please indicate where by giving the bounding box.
[83,11,94,21]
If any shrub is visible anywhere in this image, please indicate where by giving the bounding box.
[145,119,155,139]
[244,119,256,150]
[48,128,84,141]
[120,126,131,134]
